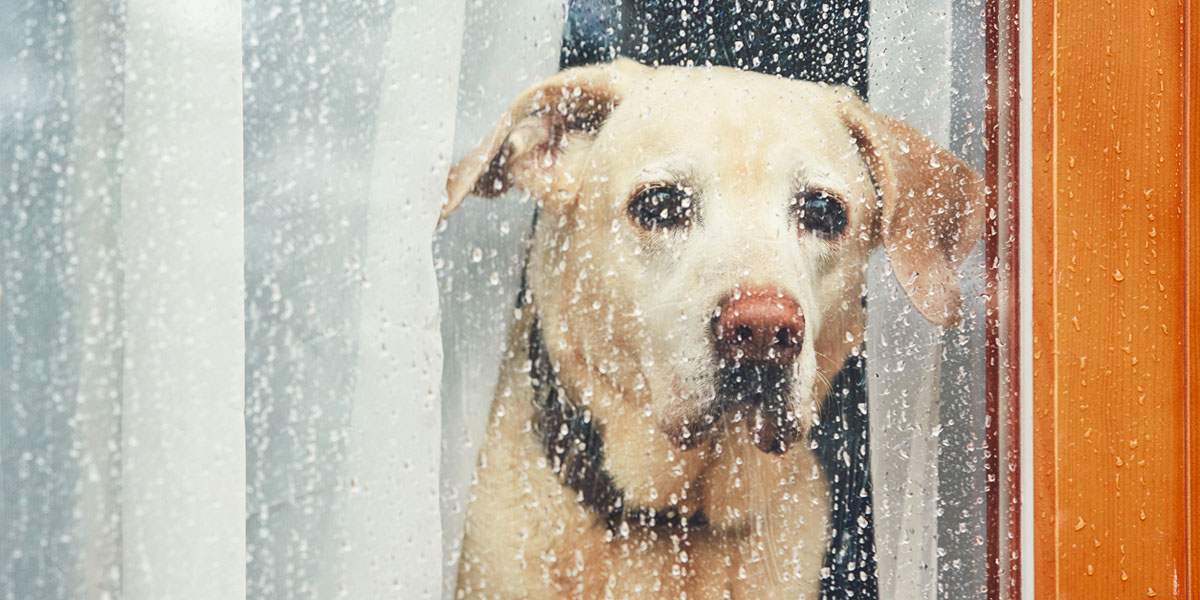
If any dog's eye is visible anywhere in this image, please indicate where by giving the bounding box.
[628,185,693,231]
[797,191,848,239]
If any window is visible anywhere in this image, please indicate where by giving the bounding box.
[6,1,1197,599]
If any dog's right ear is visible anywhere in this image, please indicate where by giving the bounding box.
[441,59,645,222]
[840,96,985,328]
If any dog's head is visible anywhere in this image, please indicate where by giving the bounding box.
[444,60,982,461]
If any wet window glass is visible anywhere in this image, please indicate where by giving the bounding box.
[440,2,1017,599]
[0,1,1017,598]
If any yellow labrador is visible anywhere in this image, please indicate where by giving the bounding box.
[441,59,982,599]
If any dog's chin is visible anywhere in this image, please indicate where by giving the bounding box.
[663,361,806,455]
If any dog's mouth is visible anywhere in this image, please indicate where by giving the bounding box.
[668,360,804,455]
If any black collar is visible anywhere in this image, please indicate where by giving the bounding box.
[527,318,708,534]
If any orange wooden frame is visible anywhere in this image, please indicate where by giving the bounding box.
[1032,0,1198,598]
[1187,1,1200,598]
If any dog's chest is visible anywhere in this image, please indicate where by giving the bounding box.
[523,444,829,599]
[456,317,829,599]
[537,525,824,600]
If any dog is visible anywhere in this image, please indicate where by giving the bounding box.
[441,58,982,599]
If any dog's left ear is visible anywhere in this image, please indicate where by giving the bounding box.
[841,98,985,328]
[442,59,645,221]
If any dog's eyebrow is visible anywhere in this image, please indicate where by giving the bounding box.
[789,172,855,198]
[633,158,693,185]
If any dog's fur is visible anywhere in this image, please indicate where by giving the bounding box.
[442,59,983,599]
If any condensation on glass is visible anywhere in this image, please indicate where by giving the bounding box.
[437,2,1012,600]
[0,1,1016,599]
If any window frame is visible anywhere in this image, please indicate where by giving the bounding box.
[1029,0,1200,597]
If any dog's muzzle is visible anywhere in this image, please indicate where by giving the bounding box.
[674,288,807,455]
[713,360,801,454]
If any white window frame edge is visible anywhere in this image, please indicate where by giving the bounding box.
[1018,0,1035,596]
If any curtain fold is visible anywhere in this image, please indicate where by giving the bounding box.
[333,0,465,596]
[3,1,478,597]
[241,0,394,595]
[1,3,87,597]
[119,1,246,597]
[435,1,565,595]
[68,1,125,597]
[867,1,988,598]
[3,1,248,598]
[867,0,954,592]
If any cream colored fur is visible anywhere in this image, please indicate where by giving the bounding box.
[443,59,983,599]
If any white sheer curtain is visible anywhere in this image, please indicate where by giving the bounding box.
[336,0,463,596]
[866,0,952,586]
[0,1,988,598]
[868,0,988,598]
[434,1,565,595]
[119,1,246,597]
[2,1,458,597]
[3,1,247,597]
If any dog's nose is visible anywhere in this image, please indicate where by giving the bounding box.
[712,288,805,366]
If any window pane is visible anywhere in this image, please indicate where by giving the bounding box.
[0,1,1017,597]
[437,1,1013,599]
